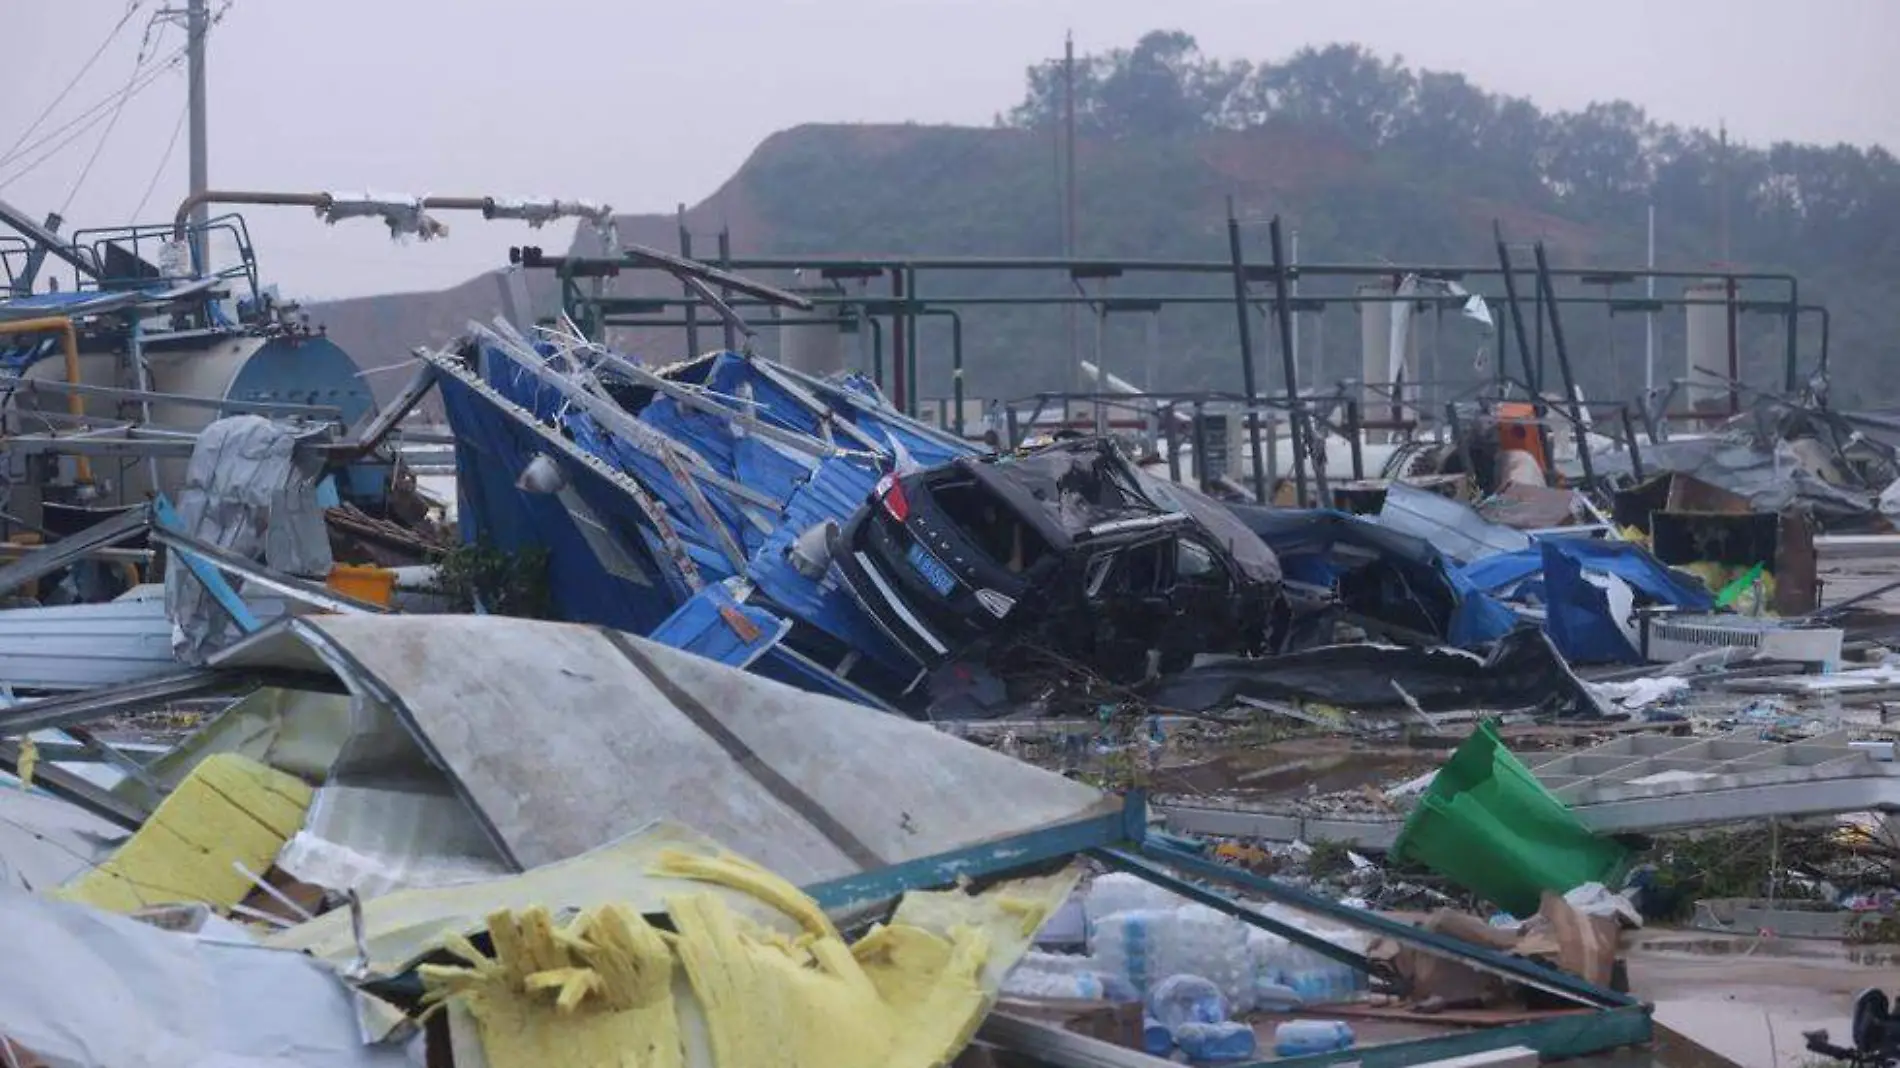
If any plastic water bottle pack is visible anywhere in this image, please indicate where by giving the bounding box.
[1082,873,1182,936]
[1156,905,1254,1012]
[1272,1019,1356,1056]
[1088,908,1167,995]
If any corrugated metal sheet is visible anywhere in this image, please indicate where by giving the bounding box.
[235,614,1112,881]
[0,594,292,691]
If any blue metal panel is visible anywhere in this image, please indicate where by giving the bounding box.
[438,373,678,634]
[744,455,914,669]
[648,582,790,669]
[752,644,899,711]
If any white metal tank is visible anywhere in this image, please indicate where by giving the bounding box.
[1684,281,1734,412]
[6,331,371,512]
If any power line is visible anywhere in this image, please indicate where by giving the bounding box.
[131,103,189,220]
[0,2,146,167]
[0,46,187,192]
[0,0,219,176]
[60,20,171,216]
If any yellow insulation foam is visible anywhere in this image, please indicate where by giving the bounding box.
[422,850,1075,1068]
[55,753,312,913]
[14,737,36,789]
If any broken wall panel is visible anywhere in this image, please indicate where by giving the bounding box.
[236,614,1110,882]
[0,886,409,1068]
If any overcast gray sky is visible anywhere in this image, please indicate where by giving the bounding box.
[5,0,1895,301]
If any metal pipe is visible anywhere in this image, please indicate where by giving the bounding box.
[1345,399,1365,481]
[715,228,736,352]
[1785,275,1801,393]
[1164,402,1182,483]
[186,0,209,255]
[1726,275,1741,416]
[678,206,699,356]
[1531,241,1597,489]
[911,308,965,435]
[1620,406,1646,481]
[0,316,92,483]
[173,191,585,240]
[124,311,159,495]
[1191,400,1211,493]
[906,266,921,417]
[1225,204,1271,505]
[604,292,1782,317]
[1811,304,1831,375]
[705,254,1801,284]
[888,268,907,409]
[1267,216,1314,507]
[1492,226,1540,396]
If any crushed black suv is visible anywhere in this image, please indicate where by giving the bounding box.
[829,437,1283,680]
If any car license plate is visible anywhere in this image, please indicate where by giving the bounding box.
[906,541,958,596]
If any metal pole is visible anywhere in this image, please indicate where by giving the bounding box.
[1312,312,1324,393]
[889,269,907,410]
[1144,310,1160,454]
[1532,241,1597,489]
[1645,203,1656,392]
[1191,400,1211,493]
[1605,283,1619,402]
[1143,309,1158,393]
[1726,275,1740,417]
[1493,224,1539,395]
[1062,33,1080,396]
[1092,294,1107,435]
[949,310,965,435]
[1346,400,1365,481]
[1621,407,1646,481]
[716,228,737,353]
[1816,305,1831,375]
[1534,264,1546,393]
[186,0,209,265]
[1289,228,1300,387]
[126,312,159,497]
[1267,216,1313,507]
[1225,200,1272,504]
[678,205,699,356]
[1785,277,1801,393]
[906,267,921,417]
[1164,403,1182,483]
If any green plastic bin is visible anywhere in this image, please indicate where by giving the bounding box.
[1392,720,1628,917]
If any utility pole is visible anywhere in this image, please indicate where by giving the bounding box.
[187,0,208,239]
[1645,203,1656,391]
[1717,120,1730,263]
[1063,32,1079,397]
[155,0,210,270]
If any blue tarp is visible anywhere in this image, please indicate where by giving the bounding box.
[1459,537,1715,663]
[1228,505,1517,649]
[1461,538,1715,609]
